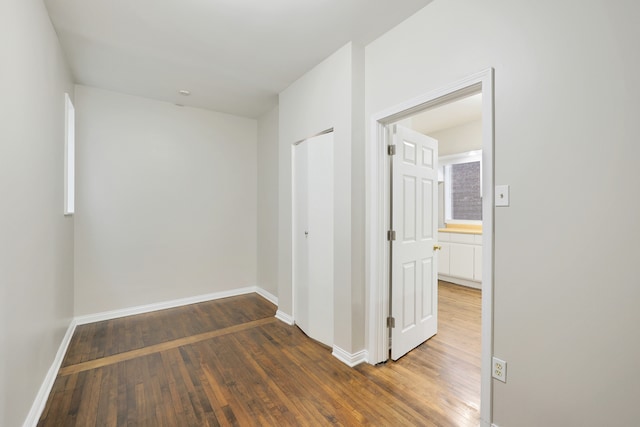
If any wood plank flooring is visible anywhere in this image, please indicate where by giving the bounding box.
[38,281,481,426]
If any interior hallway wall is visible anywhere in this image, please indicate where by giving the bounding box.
[257,106,279,298]
[74,86,258,316]
[0,0,75,425]
[365,0,640,425]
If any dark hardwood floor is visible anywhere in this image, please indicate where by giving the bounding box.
[38,281,481,426]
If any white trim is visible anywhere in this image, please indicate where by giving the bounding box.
[255,287,278,306]
[22,319,77,427]
[365,68,494,426]
[438,275,482,290]
[365,118,390,365]
[480,69,495,427]
[332,346,368,367]
[75,285,262,325]
[275,310,295,325]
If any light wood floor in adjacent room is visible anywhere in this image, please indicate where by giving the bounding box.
[38,281,481,426]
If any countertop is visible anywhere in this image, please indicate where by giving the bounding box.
[438,225,482,235]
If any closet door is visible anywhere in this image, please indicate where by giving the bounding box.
[293,132,334,347]
[293,141,310,334]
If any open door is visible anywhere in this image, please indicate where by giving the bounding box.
[390,125,439,360]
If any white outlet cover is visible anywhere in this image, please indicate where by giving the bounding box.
[495,185,510,207]
[492,357,507,382]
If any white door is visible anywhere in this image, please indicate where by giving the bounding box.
[293,132,334,347]
[391,126,439,360]
[293,141,310,334]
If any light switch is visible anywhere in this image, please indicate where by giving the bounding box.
[495,185,510,207]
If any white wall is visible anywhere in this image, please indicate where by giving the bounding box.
[429,119,482,156]
[279,43,366,354]
[257,107,279,297]
[366,0,640,426]
[0,0,74,425]
[74,86,257,316]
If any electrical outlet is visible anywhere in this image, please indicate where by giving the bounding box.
[492,357,507,382]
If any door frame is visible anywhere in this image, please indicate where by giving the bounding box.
[365,68,494,425]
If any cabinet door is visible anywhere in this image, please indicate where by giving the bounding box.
[450,233,475,244]
[438,242,450,275]
[450,243,474,280]
[474,245,483,281]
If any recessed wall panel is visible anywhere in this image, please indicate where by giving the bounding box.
[403,261,417,329]
[422,146,434,168]
[421,178,433,240]
[403,176,416,242]
[403,140,417,165]
[421,258,433,320]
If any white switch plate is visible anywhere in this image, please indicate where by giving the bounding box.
[495,185,510,207]
[492,357,507,382]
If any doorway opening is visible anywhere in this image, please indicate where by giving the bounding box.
[366,69,494,425]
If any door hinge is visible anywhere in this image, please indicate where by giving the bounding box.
[387,230,396,241]
[388,144,396,156]
[387,317,396,328]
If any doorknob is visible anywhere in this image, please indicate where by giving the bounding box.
[305,231,309,238]
[433,245,442,251]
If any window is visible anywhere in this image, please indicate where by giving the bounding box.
[64,93,75,215]
[441,151,482,223]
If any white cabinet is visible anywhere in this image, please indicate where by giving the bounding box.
[438,231,482,289]
[450,243,474,279]
[437,232,451,275]
[450,232,475,245]
[438,242,451,275]
[473,245,482,281]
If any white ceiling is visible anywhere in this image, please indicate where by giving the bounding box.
[411,93,483,134]
[44,0,433,118]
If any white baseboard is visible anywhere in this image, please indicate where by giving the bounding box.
[23,318,77,427]
[275,310,294,325]
[438,274,482,290]
[75,285,268,325]
[255,287,278,306]
[332,346,368,367]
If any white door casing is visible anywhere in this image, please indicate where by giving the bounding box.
[391,125,438,360]
[293,132,334,347]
